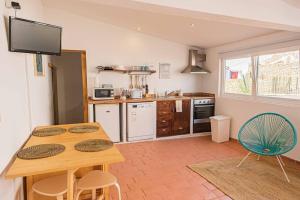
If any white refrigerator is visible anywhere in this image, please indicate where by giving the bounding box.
[95,104,120,142]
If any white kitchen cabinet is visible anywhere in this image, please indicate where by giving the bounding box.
[95,104,120,142]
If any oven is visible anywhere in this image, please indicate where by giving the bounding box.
[193,99,215,133]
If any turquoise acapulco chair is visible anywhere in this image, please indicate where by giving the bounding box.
[237,113,297,182]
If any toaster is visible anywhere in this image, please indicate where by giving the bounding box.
[130,89,143,99]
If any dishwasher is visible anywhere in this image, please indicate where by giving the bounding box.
[127,102,156,141]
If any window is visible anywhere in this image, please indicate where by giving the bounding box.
[257,50,300,98]
[222,48,300,100]
[224,57,252,95]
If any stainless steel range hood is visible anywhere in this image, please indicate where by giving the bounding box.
[182,49,210,74]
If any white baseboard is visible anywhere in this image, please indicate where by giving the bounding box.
[117,132,212,144]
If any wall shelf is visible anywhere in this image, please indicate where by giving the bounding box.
[96,66,156,75]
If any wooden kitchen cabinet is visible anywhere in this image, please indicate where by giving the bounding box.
[156,100,190,137]
[157,101,173,137]
[173,100,191,135]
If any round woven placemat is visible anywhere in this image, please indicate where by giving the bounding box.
[32,127,66,137]
[17,144,65,160]
[68,125,99,134]
[74,139,113,152]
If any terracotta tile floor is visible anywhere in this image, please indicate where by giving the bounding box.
[109,136,247,200]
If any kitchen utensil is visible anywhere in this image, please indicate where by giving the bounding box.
[141,76,144,88]
[129,75,133,89]
[135,75,138,88]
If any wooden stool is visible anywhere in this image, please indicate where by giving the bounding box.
[32,174,67,200]
[76,170,121,200]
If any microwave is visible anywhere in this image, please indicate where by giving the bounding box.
[92,88,114,100]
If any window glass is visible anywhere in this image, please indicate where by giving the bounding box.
[224,57,252,95]
[257,50,300,98]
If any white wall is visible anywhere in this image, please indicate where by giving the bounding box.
[202,31,300,161]
[44,8,202,96]
[0,0,53,199]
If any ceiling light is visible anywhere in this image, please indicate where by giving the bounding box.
[137,27,141,31]
[190,23,195,28]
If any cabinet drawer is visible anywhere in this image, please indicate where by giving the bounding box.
[157,127,171,137]
[157,111,172,116]
[157,101,172,112]
[157,118,172,128]
[173,125,189,135]
[157,113,172,120]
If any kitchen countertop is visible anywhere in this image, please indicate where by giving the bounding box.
[89,93,215,104]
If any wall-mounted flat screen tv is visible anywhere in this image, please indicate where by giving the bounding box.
[9,17,62,55]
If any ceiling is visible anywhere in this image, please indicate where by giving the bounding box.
[283,0,300,9]
[42,0,278,48]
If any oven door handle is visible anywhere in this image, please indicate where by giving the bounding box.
[194,105,215,108]
[194,118,211,123]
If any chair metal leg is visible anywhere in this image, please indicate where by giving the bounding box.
[237,152,251,167]
[257,155,260,161]
[276,156,290,183]
[115,182,122,200]
[279,155,285,166]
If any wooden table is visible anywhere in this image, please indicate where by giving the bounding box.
[5,122,125,200]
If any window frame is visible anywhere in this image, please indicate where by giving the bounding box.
[221,54,255,98]
[220,45,300,104]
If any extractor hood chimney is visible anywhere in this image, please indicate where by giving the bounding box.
[182,49,210,74]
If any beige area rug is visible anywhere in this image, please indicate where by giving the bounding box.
[188,156,300,200]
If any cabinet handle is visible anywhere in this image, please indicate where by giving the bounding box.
[178,127,183,130]
[162,120,166,123]
[106,111,110,113]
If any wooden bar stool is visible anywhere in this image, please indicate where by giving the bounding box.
[75,170,121,200]
[32,174,67,200]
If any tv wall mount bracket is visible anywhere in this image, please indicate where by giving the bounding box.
[5,0,21,17]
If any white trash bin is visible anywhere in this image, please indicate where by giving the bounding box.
[210,115,231,143]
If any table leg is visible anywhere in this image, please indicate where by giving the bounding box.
[26,176,34,200]
[67,169,76,200]
[102,164,110,200]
